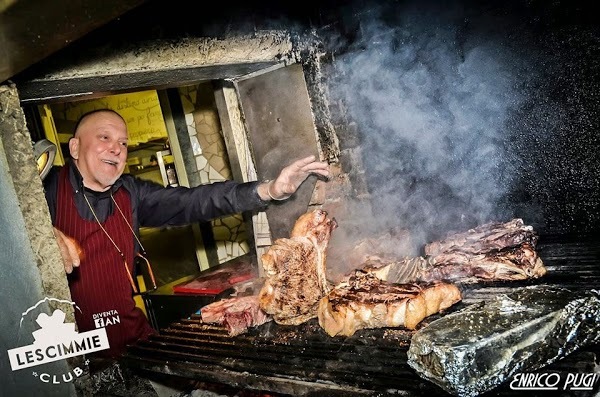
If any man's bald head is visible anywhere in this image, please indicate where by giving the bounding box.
[69,109,129,191]
[74,109,126,137]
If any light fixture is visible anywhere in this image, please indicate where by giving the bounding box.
[33,139,57,180]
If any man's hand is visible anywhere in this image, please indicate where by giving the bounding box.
[258,155,330,201]
[53,227,83,274]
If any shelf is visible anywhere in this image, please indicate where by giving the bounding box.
[129,165,160,175]
[128,139,166,153]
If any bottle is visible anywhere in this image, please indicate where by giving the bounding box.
[162,139,179,187]
[165,162,179,187]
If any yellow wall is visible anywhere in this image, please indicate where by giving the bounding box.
[49,90,168,146]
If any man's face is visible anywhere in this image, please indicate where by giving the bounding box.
[69,111,129,191]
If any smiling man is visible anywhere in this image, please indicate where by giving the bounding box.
[42,108,330,362]
[69,110,129,192]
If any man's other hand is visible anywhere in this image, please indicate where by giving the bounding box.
[53,227,83,274]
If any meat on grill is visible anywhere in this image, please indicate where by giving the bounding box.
[259,209,338,325]
[424,218,540,256]
[200,295,271,336]
[356,218,547,284]
[317,269,462,337]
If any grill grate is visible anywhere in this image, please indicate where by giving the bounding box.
[123,235,600,396]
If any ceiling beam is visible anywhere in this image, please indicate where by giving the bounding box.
[0,0,146,83]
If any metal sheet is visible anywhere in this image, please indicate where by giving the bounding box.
[16,62,279,104]
[237,64,321,239]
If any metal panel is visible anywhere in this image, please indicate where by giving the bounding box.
[236,64,321,239]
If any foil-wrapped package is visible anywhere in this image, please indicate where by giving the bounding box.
[407,285,600,397]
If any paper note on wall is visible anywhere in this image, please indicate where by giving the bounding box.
[53,90,168,147]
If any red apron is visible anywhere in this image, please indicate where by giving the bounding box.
[55,166,155,358]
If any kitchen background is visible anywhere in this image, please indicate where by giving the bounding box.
[34,86,253,286]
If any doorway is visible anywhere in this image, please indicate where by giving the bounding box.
[19,61,324,287]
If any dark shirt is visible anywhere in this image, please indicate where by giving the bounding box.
[44,162,268,249]
[44,162,269,358]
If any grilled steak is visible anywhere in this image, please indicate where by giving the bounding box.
[424,242,545,281]
[259,209,338,325]
[318,269,462,337]
[424,218,539,256]
[366,242,546,284]
[201,295,271,336]
[354,218,546,284]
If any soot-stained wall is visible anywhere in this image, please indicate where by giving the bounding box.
[0,84,75,396]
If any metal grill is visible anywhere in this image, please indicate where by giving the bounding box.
[123,235,600,396]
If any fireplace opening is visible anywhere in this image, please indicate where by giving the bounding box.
[16,51,330,329]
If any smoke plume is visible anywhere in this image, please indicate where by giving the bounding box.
[327,0,544,258]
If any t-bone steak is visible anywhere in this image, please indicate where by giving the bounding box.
[356,218,547,284]
[318,269,462,337]
[259,209,338,325]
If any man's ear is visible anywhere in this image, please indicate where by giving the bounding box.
[68,137,79,160]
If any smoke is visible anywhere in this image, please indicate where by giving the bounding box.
[327,1,538,252]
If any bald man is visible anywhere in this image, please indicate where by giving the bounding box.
[43,108,330,359]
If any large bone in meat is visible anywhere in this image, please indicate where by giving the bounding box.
[259,209,337,325]
[423,242,546,282]
[366,243,546,284]
[318,269,462,337]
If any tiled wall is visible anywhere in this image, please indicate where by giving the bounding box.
[178,83,251,263]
